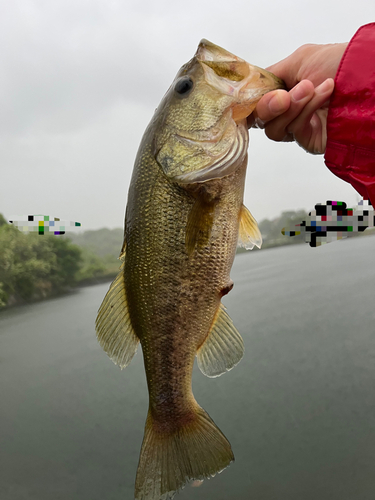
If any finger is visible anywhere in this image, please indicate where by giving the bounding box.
[263,80,315,142]
[287,79,334,135]
[288,78,334,153]
[253,89,290,123]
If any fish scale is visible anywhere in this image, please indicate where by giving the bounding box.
[95,39,284,500]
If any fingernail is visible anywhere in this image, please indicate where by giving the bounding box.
[254,117,266,129]
[290,82,307,102]
[268,93,287,113]
[315,78,334,95]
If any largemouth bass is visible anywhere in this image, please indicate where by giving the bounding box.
[96,40,284,500]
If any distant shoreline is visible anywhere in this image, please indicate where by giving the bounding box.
[2,214,373,311]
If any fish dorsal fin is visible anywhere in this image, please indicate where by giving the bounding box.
[238,204,262,250]
[186,198,215,255]
[95,261,139,369]
[197,304,244,378]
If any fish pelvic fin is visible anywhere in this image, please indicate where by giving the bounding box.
[186,198,215,255]
[135,405,234,500]
[238,204,262,250]
[95,261,139,369]
[197,303,244,378]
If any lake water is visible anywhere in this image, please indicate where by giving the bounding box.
[1,236,375,500]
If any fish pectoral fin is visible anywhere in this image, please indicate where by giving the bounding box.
[197,304,244,378]
[237,204,262,250]
[186,198,215,255]
[95,261,139,369]
[119,240,126,261]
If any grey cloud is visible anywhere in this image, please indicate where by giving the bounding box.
[0,0,173,137]
[1,0,374,231]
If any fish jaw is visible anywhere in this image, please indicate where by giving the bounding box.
[197,39,285,122]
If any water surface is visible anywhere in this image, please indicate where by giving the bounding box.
[1,236,375,500]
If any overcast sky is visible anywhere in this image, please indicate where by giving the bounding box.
[1,0,373,232]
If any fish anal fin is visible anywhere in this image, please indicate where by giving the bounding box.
[238,204,262,250]
[197,304,244,378]
[95,261,139,369]
[135,405,233,500]
[186,199,215,255]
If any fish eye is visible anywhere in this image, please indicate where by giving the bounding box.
[174,77,194,97]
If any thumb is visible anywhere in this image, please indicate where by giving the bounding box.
[253,89,290,124]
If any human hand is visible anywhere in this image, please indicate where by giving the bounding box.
[250,43,348,154]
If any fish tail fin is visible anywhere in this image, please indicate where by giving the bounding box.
[135,405,234,500]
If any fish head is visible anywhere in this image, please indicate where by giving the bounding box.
[152,39,284,184]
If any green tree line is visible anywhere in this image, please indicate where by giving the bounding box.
[0,215,119,308]
[258,209,309,249]
[0,209,309,307]
[2,208,373,308]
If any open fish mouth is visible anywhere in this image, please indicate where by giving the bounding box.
[197,39,285,122]
[197,38,285,92]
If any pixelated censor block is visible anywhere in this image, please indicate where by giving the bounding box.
[282,200,374,247]
[9,215,81,235]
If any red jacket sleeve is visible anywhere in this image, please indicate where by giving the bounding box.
[324,23,375,206]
